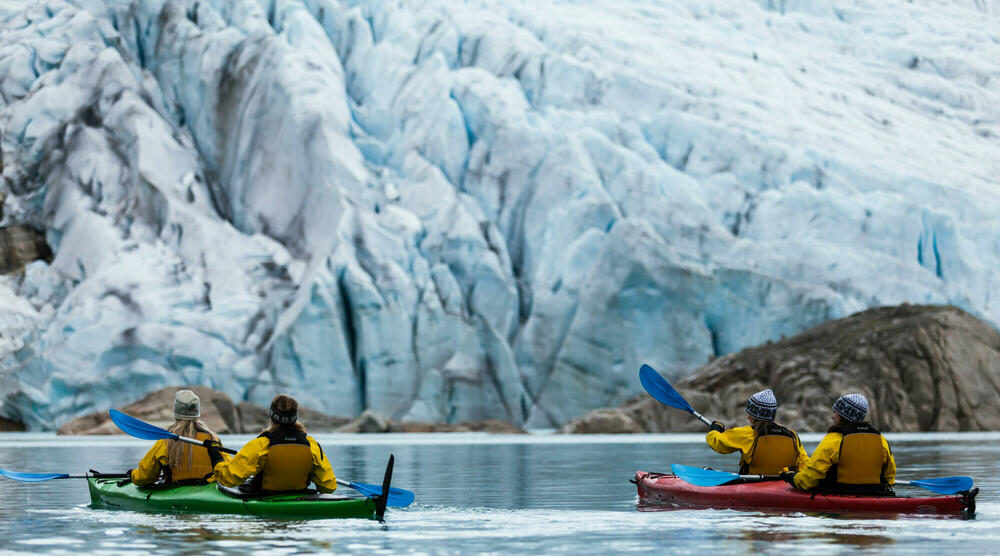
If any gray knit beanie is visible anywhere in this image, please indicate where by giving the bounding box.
[173,390,201,420]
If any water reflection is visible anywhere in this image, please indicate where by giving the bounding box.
[0,432,997,554]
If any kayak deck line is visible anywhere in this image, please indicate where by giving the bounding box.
[87,478,380,520]
[632,471,978,518]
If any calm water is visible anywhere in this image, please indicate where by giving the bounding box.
[1,432,998,554]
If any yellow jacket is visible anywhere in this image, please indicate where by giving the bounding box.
[210,435,337,493]
[793,430,896,491]
[706,424,808,473]
[130,434,230,486]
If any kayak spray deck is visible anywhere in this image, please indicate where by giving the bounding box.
[632,471,978,518]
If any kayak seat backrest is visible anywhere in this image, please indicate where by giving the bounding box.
[168,431,215,481]
[255,427,314,492]
[745,434,798,475]
[837,432,884,485]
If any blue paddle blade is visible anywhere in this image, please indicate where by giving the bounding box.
[671,464,740,487]
[109,409,177,441]
[639,364,694,414]
[0,469,69,482]
[908,476,973,495]
[348,481,416,508]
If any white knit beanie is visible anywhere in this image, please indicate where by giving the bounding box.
[173,390,201,420]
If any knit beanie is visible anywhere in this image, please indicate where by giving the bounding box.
[270,394,298,425]
[745,389,778,421]
[833,393,868,423]
[173,390,201,420]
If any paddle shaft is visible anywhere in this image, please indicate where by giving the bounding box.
[175,434,238,455]
[691,410,712,427]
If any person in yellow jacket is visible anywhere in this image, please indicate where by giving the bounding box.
[705,388,808,475]
[203,394,337,493]
[782,393,896,494]
[128,390,229,486]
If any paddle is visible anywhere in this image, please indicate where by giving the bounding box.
[0,469,127,482]
[374,454,394,521]
[670,463,974,494]
[639,364,712,427]
[109,409,415,507]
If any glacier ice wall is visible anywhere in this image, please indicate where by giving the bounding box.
[1,0,998,429]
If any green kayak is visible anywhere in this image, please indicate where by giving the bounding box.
[87,478,379,519]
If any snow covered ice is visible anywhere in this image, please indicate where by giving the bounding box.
[0,0,998,429]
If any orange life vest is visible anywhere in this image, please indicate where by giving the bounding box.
[740,423,799,475]
[168,431,215,482]
[820,422,890,491]
[252,426,314,491]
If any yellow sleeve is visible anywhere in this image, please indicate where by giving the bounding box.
[308,437,337,493]
[131,439,169,486]
[705,426,755,457]
[883,437,896,486]
[793,433,842,491]
[212,437,269,487]
[793,433,809,471]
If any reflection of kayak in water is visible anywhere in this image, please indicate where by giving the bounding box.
[632,471,977,517]
[88,478,380,519]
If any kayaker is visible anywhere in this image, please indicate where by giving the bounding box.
[782,393,896,494]
[203,394,337,493]
[705,389,808,475]
[128,389,228,486]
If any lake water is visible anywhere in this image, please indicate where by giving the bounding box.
[1,432,998,554]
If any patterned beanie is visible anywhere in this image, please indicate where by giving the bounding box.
[833,393,868,423]
[173,390,200,420]
[270,394,298,425]
[745,389,778,421]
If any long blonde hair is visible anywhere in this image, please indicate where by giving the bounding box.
[167,420,216,470]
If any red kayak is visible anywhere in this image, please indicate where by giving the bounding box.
[633,471,977,517]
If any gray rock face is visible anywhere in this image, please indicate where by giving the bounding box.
[562,305,1000,433]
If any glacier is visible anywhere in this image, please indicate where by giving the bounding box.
[0,0,998,429]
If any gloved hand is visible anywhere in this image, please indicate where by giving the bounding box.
[203,439,225,467]
[779,470,797,485]
[709,421,725,433]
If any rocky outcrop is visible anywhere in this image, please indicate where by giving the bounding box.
[333,410,528,433]
[0,415,26,431]
[57,386,239,435]
[561,305,1000,433]
[0,190,53,275]
[57,386,525,434]
[233,402,351,434]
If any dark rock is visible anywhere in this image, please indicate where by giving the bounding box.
[563,305,1000,433]
[0,224,53,275]
[0,415,26,431]
[336,410,391,433]
[391,419,527,434]
[557,408,643,434]
[58,386,238,435]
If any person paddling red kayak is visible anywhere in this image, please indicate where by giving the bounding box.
[779,393,896,495]
[639,365,807,474]
[705,389,809,475]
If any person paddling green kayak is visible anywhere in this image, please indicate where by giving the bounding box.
[780,393,897,495]
[202,394,338,493]
[705,389,809,475]
[128,390,229,486]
